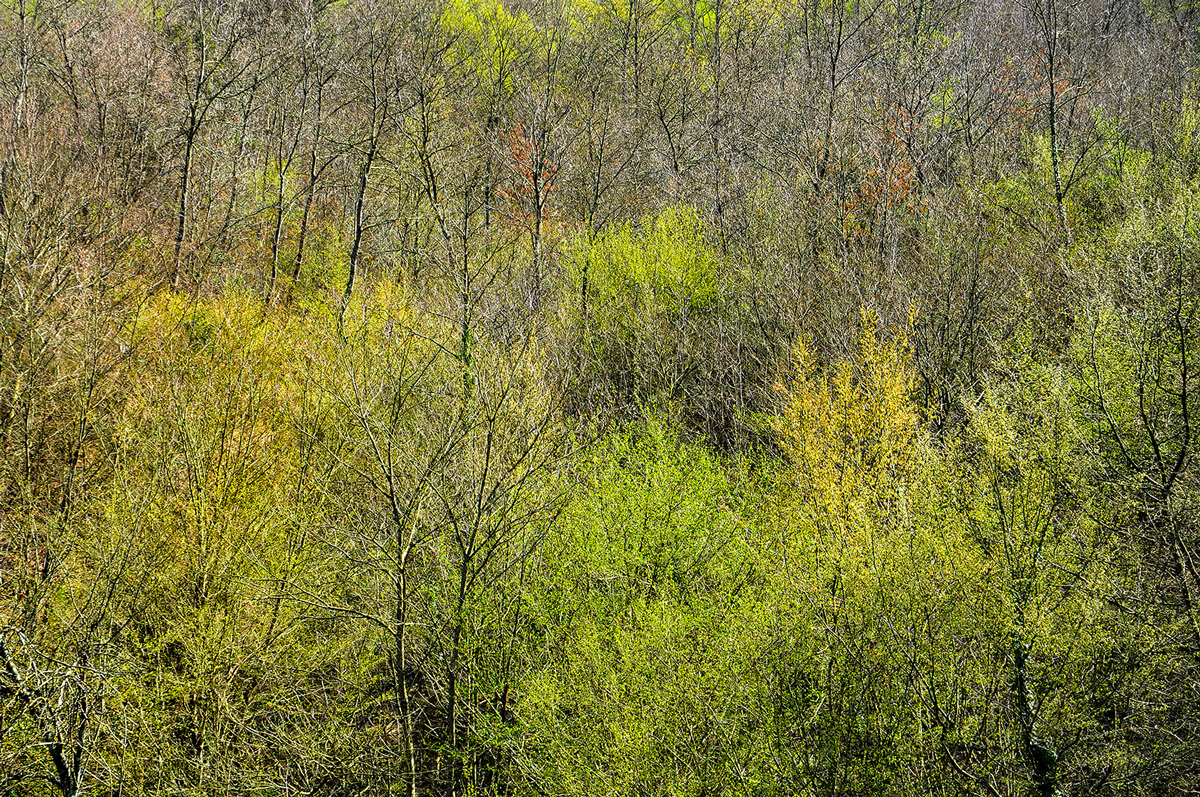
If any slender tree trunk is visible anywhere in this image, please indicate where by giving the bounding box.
[1014,637,1060,797]
[287,102,322,307]
[172,120,197,291]
[1040,0,1070,243]
[343,137,378,316]
[397,548,419,797]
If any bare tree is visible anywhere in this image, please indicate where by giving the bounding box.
[155,0,264,290]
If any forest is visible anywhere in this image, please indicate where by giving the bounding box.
[1,0,1199,792]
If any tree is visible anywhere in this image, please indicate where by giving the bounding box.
[302,289,568,795]
[1070,196,1200,791]
[155,0,264,290]
[0,13,139,788]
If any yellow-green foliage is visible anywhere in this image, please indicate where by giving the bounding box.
[94,292,372,786]
[767,318,995,793]
[518,417,763,794]
[773,312,920,524]
[1066,121,1151,243]
[1002,125,1152,248]
[571,204,720,312]
[1070,173,1200,525]
[961,351,1138,779]
[1171,96,1200,171]
[540,415,745,610]
[555,204,733,426]
[442,0,538,92]
[965,356,1093,618]
[117,292,308,599]
[770,315,979,650]
[566,0,774,56]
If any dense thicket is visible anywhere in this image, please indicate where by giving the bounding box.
[1,0,1199,793]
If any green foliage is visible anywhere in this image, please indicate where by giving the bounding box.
[8,0,1200,791]
[1071,161,1200,508]
[539,415,747,610]
[555,205,763,445]
[442,0,538,93]
[571,205,721,312]
[766,320,990,795]
[1063,179,1200,790]
[518,417,764,795]
[96,293,354,791]
[962,347,1133,794]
